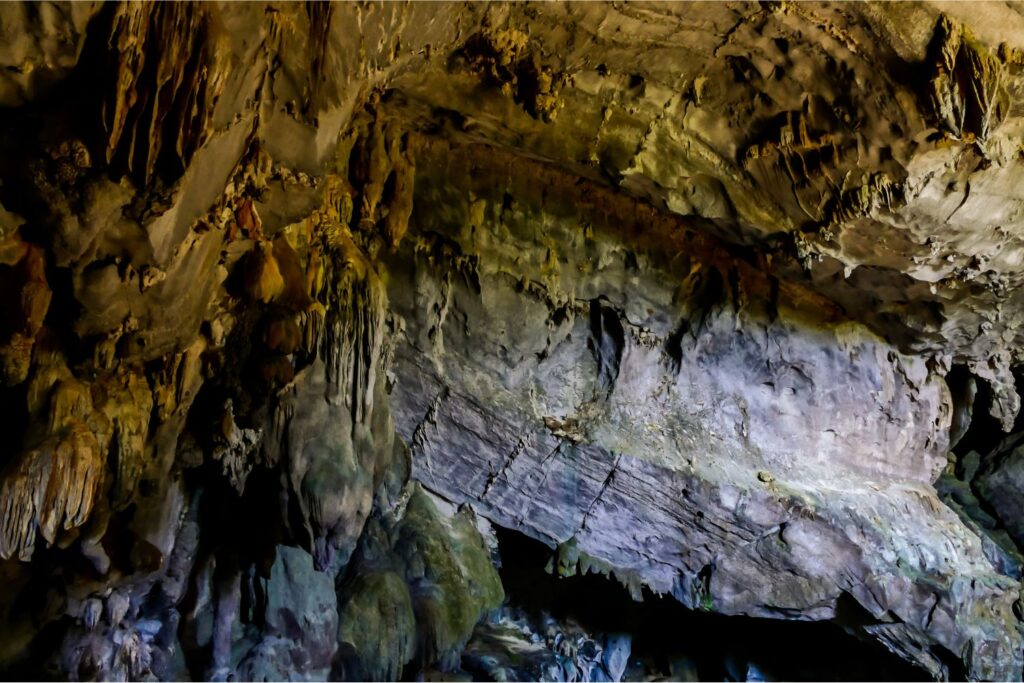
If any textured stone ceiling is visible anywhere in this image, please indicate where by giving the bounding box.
[2,2,1024,681]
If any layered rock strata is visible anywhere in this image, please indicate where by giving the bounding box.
[0,2,1024,681]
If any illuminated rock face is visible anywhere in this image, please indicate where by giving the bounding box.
[1,2,1024,680]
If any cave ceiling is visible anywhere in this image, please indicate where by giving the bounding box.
[3,2,1024,681]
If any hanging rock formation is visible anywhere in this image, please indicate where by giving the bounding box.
[1,2,1024,681]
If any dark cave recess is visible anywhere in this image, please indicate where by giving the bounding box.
[486,526,934,683]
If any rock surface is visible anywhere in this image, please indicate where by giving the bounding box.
[0,1,1023,681]
[384,138,1022,680]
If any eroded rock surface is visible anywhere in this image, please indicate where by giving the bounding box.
[384,138,1021,680]
[0,1,1023,681]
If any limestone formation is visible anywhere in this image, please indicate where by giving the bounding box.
[1,2,1024,681]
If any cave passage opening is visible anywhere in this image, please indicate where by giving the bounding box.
[485,525,931,682]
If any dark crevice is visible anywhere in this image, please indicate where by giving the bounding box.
[947,364,978,458]
[588,297,624,392]
[490,526,928,682]
[951,373,1004,462]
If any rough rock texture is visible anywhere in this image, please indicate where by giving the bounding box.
[462,609,633,683]
[385,138,1021,680]
[1,1,1024,681]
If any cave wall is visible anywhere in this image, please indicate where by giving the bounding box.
[384,136,1020,680]
[0,1,1023,681]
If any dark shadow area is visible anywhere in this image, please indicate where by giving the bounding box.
[494,527,931,682]
[949,367,1005,461]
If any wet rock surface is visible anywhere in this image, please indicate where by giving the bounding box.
[0,1,1024,681]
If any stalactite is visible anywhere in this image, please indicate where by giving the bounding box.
[102,1,228,183]
[0,420,104,561]
[2,3,1024,681]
